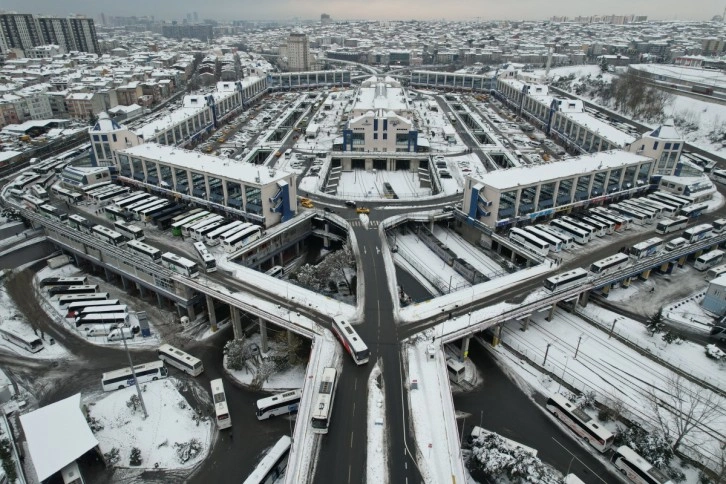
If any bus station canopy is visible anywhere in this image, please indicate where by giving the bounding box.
[19,393,98,481]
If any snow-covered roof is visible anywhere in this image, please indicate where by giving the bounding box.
[560,111,635,146]
[354,82,408,113]
[19,393,98,482]
[478,150,651,190]
[648,119,681,140]
[91,112,122,131]
[122,143,291,185]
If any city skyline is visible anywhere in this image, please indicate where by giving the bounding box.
[1,0,724,22]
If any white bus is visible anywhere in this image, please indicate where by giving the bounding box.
[544,268,589,292]
[30,184,49,200]
[65,299,120,315]
[523,226,564,252]
[210,379,231,429]
[68,214,93,233]
[223,225,262,253]
[655,216,688,235]
[161,252,199,278]
[550,220,590,244]
[255,389,302,420]
[78,305,127,316]
[57,293,109,306]
[712,218,726,234]
[157,344,204,376]
[679,202,709,219]
[134,200,168,221]
[171,211,210,236]
[630,237,664,260]
[587,213,619,233]
[447,358,465,383]
[638,197,678,217]
[216,222,253,247]
[0,328,44,353]
[331,317,370,365]
[311,367,338,434]
[546,393,614,452]
[612,445,674,484]
[563,216,604,238]
[589,253,630,275]
[127,239,162,263]
[101,361,168,392]
[610,203,653,225]
[664,237,687,252]
[191,219,225,242]
[75,313,127,329]
[707,263,726,280]
[241,435,291,484]
[91,225,126,246]
[694,250,725,271]
[537,225,575,250]
[591,207,632,231]
[193,241,217,273]
[22,194,45,210]
[509,227,550,256]
[683,223,713,243]
[182,214,220,237]
[712,169,726,185]
[114,193,148,208]
[205,221,245,246]
[39,204,68,222]
[576,215,612,235]
[622,200,661,219]
[114,220,145,241]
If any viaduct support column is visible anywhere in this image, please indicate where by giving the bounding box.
[120,276,128,290]
[579,290,590,307]
[136,282,146,298]
[187,304,196,321]
[230,306,242,340]
[206,295,217,332]
[522,314,531,331]
[491,324,503,347]
[546,303,557,321]
[460,336,470,361]
[103,268,111,282]
[259,317,269,353]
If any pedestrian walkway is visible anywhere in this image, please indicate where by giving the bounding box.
[349,220,379,228]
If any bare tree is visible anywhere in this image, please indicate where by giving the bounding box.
[648,375,722,453]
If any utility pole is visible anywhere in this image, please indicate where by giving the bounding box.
[543,343,552,366]
[574,335,582,359]
[609,318,618,339]
[122,329,148,419]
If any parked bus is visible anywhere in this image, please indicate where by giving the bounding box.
[255,390,303,420]
[65,299,120,315]
[311,367,338,434]
[171,211,211,237]
[447,358,465,383]
[101,361,168,392]
[13,173,40,189]
[0,328,43,353]
[630,237,664,260]
[127,239,162,263]
[654,191,692,208]
[40,276,87,287]
[205,221,246,246]
[191,219,225,242]
[78,305,128,316]
[49,285,98,296]
[185,215,223,238]
[612,445,674,484]
[241,435,291,484]
[223,225,262,253]
[609,203,653,225]
[591,207,632,230]
[587,213,618,233]
[192,241,217,273]
[171,209,203,225]
[331,316,370,365]
[94,187,129,203]
[637,198,677,217]
[561,216,601,238]
[622,200,660,219]
[51,185,83,204]
[39,204,68,222]
[508,227,550,256]
[537,225,575,250]
[646,193,684,212]
[707,264,726,280]
[683,223,713,243]
[30,184,49,200]
[712,218,726,234]
[114,221,145,241]
[546,393,614,452]
[655,216,688,235]
[218,223,253,247]
[523,226,564,252]
[544,268,589,292]
[124,197,158,213]
[104,205,130,222]
[694,250,725,271]
[679,202,709,219]
[161,252,199,278]
[139,201,171,223]
[91,225,126,246]
[575,215,611,235]
[68,214,94,233]
[549,220,590,244]
[57,293,109,306]
[132,200,167,221]
[157,344,204,376]
[114,193,148,208]
[210,378,232,429]
[589,253,630,275]
[75,313,127,328]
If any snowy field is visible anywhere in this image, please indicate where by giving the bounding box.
[86,378,213,471]
[499,308,726,469]
[0,275,70,360]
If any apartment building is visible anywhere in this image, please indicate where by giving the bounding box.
[0,13,99,55]
[287,32,310,72]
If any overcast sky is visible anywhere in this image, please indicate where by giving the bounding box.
[3,0,724,22]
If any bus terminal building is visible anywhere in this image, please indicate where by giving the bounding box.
[463,150,655,230]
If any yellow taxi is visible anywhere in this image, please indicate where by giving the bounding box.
[300,198,314,208]
[355,207,370,214]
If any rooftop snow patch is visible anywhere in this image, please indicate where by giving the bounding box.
[20,393,98,481]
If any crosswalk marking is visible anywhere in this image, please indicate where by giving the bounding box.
[349,220,378,228]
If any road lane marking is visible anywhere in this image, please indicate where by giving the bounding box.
[350,431,354,448]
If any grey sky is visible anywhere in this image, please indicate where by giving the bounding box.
[3,0,724,21]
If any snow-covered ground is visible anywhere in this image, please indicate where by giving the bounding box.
[86,378,213,471]
[0,275,70,360]
[394,232,471,293]
[499,308,726,470]
[366,362,388,484]
[404,334,467,484]
[224,333,305,391]
[337,170,432,199]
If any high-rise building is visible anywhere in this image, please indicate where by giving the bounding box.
[321,13,332,25]
[161,23,213,41]
[287,32,310,72]
[0,13,99,55]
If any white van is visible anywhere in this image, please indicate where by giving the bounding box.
[266,265,284,278]
[107,327,134,342]
[86,325,115,337]
[284,149,293,159]
[665,237,687,251]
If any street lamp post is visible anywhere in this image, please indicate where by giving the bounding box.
[558,356,569,393]
[122,329,148,419]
